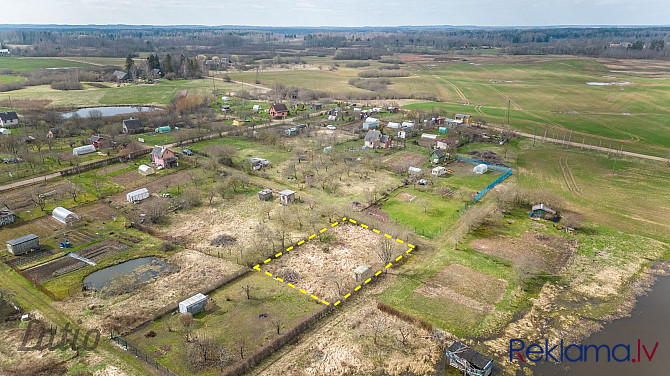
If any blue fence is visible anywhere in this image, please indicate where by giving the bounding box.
[456,155,513,203]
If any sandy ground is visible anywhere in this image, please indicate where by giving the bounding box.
[58,249,244,333]
[263,225,406,303]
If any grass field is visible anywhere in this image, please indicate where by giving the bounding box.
[0,57,94,72]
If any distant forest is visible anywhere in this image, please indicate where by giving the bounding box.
[0,26,669,60]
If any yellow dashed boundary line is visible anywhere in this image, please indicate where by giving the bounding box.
[255,216,415,307]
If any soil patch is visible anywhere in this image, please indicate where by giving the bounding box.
[469,231,577,275]
[96,163,128,175]
[362,204,390,222]
[384,151,426,173]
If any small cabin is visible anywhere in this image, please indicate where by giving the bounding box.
[430,149,446,164]
[0,206,15,228]
[178,293,208,315]
[445,341,493,376]
[279,189,295,205]
[531,204,559,221]
[353,265,370,282]
[258,188,273,201]
[270,104,289,118]
[6,234,39,256]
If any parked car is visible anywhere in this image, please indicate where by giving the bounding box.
[182,148,194,156]
[326,125,337,130]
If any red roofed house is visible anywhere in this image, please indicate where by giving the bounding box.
[151,145,178,168]
[270,104,289,119]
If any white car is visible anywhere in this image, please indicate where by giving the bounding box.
[326,125,337,130]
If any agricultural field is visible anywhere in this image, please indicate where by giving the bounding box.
[0,57,93,72]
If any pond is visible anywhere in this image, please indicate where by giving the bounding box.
[61,106,162,119]
[83,257,169,293]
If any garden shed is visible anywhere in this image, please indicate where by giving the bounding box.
[258,188,273,201]
[138,164,155,176]
[52,207,79,225]
[127,188,150,203]
[6,234,39,256]
[279,189,296,205]
[0,206,15,228]
[73,145,96,155]
[531,204,558,221]
[179,293,208,315]
[445,340,493,376]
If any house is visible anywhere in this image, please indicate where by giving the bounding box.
[270,104,289,118]
[232,119,248,126]
[179,293,208,315]
[149,68,162,78]
[122,118,143,134]
[6,234,39,256]
[138,164,155,176]
[432,166,447,176]
[0,48,10,56]
[279,189,296,205]
[47,127,63,138]
[430,149,446,164]
[454,114,472,124]
[52,207,79,225]
[397,130,407,139]
[436,138,455,151]
[89,135,109,148]
[418,133,438,148]
[155,126,171,133]
[531,204,559,221]
[0,206,15,228]
[258,188,273,201]
[445,341,493,376]
[112,71,128,81]
[445,118,459,126]
[73,145,97,155]
[126,188,150,203]
[362,117,380,130]
[364,130,392,149]
[250,157,270,170]
[0,111,19,128]
[150,146,178,168]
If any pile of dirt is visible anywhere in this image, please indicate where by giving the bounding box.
[467,150,507,166]
[210,234,237,247]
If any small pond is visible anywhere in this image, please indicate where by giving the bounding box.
[83,257,169,293]
[61,106,162,119]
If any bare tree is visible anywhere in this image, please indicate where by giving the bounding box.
[375,238,395,272]
[398,326,412,345]
[270,318,282,335]
[29,188,47,212]
[241,284,252,300]
[67,182,80,202]
[179,313,195,342]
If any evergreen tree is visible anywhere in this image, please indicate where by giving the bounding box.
[125,54,135,74]
[163,54,173,74]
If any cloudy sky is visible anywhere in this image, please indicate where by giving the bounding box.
[3,0,669,26]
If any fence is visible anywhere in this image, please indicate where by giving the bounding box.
[59,149,151,177]
[110,332,179,376]
[456,155,513,203]
[3,261,60,300]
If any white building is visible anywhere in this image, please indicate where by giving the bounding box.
[126,188,150,203]
[179,293,208,315]
[52,207,79,225]
[138,164,155,176]
[73,145,96,155]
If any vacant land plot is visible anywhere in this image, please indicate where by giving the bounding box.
[383,151,427,172]
[469,230,577,275]
[262,224,406,303]
[0,57,93,72]
[416,263,507,313]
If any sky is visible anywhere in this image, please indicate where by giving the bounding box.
[3,0,670,27]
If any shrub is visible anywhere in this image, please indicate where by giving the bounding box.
[50,81,84,90]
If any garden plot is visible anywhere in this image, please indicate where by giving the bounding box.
[415,264,507,313]
[383,151,427,173]
[23,238,129,284]
[469,231,578,275]
[261,224,407,303]
[0,180,70,213]
[0,214,63,245]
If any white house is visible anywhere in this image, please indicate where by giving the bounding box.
[0,49,10,56]
[0,111,19,128]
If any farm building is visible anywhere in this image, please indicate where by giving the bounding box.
[151,146,178,168]
[258,188,273,201]
[430,149,446,164]
[232,119,248,126]
[432,166,447,176]
[73,145,97,155]
[445,341,493,376]
[0,111,19,128]
[279,189,296,205]
[418,133,438,148]
[362,117,380,130]
[179,293,208,315]
[6,234,39,256]
[138,164,155,176]
[364,130,392,149]
[122,118,143,134]
[531,204,559,221]
[0,206,16,227]
[408,166,422,174]
[270,104,289,118]
[52,207,79,225]
[473,164,488,174]
[155,126,171,133]
[112,71,128,81]
[127,188,150,203]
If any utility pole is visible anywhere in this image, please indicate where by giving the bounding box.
[506,99,511,127]
[533,125,537,147]
[581,137,585,150]
[612,150,619,174]
[542,128,547,143]
[667,151,670,167]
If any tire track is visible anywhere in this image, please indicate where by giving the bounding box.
[558,154,576,198]
[563,155,582,195]
[432,74,469,104]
